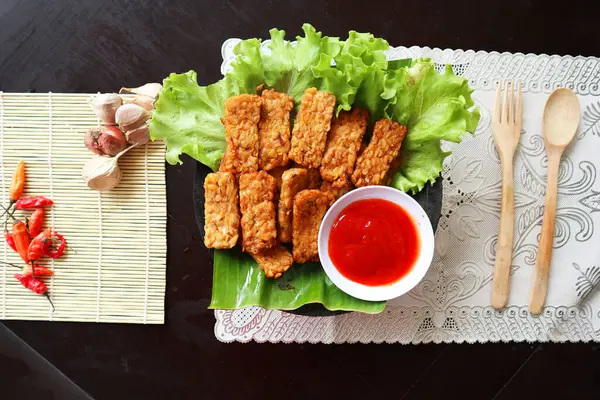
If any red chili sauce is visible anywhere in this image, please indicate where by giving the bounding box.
[328,198,420,286]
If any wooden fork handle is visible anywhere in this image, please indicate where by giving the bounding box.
[529,150,561,314]
[491,159,515,310]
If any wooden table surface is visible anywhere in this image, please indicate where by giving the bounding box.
[2,0,600,399]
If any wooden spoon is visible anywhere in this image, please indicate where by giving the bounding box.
[529,88,580,314]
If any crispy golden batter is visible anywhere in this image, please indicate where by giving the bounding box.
[203,172,240,249]
[292,189,335,263]
[320,179,353,201]
[239,171,277,253]
[288,88,336,168]
[320,108,368,184]
[351,119,407,187]
[219,94,262,174]
[278,168,310,243]
[250,245,294,279]
[258,90,294,170]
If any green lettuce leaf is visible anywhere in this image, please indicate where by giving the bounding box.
[227,24,353,110]
[210,249,385,313]
[264,24,342,101]
[391,141,450,193]
[392,61,479,144]
[149,71,237,169]
[385,61,480,193]
[227,38,265,94]
[331,31,389,118]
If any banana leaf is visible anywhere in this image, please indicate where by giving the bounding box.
[208,248,386,313]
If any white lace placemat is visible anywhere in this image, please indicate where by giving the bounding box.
[214,40,600,343]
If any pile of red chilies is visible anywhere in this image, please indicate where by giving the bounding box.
[2,160,67,309]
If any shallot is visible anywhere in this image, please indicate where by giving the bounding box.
[83,126,127,156]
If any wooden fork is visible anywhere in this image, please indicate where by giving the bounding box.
[491,80,522,310]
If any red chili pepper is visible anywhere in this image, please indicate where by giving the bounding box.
[45,231,66,259]
[28,229,50,261]
[14,273,31,288]
[4,232,16,252]
[9,160,26,202]
[27,278,48,294]
[28,208,44,237]
[14,273,47,294]
[15,196,53,210]
[12,222,30,263]
[23,265,53,276]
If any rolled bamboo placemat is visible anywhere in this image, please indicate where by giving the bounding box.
[0,92,167,323]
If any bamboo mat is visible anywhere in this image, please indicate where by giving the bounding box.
[0,92,167,324]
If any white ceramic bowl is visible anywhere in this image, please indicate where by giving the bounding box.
[318,186,434,302]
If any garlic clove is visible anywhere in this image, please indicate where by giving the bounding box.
[120,83,162,110]
[82,156,122,192]
[115,104,151,133]
[125,123,150,145]
[119,83,162,99]
[89,93,122,125]
[123,96,155,111]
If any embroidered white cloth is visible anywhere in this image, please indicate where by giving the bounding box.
[214,40,600,343]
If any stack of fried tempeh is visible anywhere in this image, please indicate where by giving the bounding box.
[204,87,407,279]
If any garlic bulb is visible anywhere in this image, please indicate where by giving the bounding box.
[120,83,162,110]
[125,124,150,145]
[82,156,122,192]
[115,104,151,133]
[89,93,122,125]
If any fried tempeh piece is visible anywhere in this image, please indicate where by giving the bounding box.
[357,140,367,159]
[278,168,310,243]
[307,168,322,189]
[292,190,335,263]
[288,88,336,168]
[351,119,407,187]
[320,108,368,184]
[258,90,294,170]
[219,94,262,174]
[250,245,294,279]
[383,152,404,186]
[239,171,277,253]
[320,179,353,201]
[203,172,240,249]
[268,165,287,191]
[291,163,322,189]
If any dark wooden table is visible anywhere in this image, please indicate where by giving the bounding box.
[2,1,600,399]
